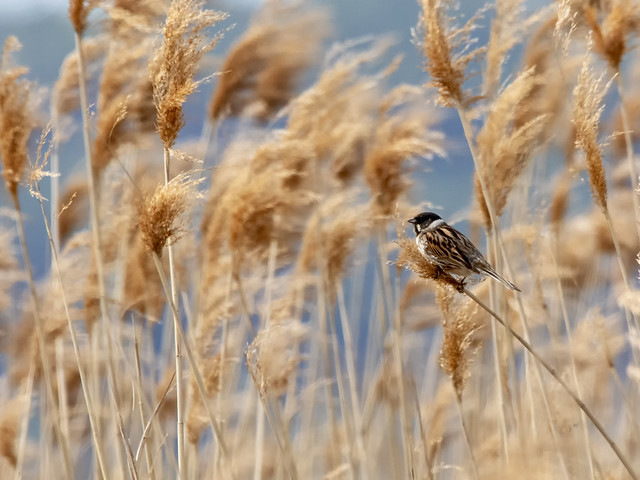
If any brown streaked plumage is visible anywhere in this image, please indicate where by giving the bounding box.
[408,212,520,291]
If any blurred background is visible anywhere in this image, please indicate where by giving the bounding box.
[0,0,500,279]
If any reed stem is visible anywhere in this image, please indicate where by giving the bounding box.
[162,146,185,477]
[151,252,235,480]
[33,181,108,479]
[464,287,638,480]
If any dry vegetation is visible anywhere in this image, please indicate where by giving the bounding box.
[1,0,640,478]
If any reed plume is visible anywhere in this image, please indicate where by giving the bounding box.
[150,0,226,149]
[139,172,203,256]
[572,54,608,211]
[68,0,94,35]
[285,37,393,183]
[4,1,640,478]
[584,1,639,71]
[365,87,444,219]
[209,2,327,121]
[436,286,482,399]
[0,37,37,200]
[52,36,107,119]
[247,320,308,398]
[476,67,548,219]
[92,34,155,174]
[484,0,546,99]
[297,199,363,292]
[418,0,484,107]
[0,395,23,467]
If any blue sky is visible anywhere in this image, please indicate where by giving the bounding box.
[0,0,261,18]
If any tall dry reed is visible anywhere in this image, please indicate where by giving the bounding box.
[0,1,639,479]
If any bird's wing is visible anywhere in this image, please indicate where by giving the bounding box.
[423,226,477,271]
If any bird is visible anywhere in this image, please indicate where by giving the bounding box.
[407,212,520,291]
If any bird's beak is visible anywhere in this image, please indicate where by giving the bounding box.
[407,218,417,224]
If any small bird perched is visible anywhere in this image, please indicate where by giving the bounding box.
[408,212,520,291]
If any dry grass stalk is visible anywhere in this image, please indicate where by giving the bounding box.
[0,37,37,200]
[583,1,640,71]
[554,0,578,58]
[68,0,94,35]
[139,171,203,256]
[28,148,112,479]
[92,35,155,173]
[436,286,482,398]
[476,67,548,217]
[106,0,165,36]
[418,0,485,107]
[52,36,107,118]
[209,3,327,121]
[0,395,22,467]
[149,250,234,477]
[572,54,609,211]
[549,170,573,232]
[297,199,362,284]
[365,87,444,219]
[57,180,89,243]
[247,321,307,398]
[284,37,394,184]
[484,0,547,99]
[150,0,226,148]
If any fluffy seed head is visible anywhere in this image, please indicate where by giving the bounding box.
[572,54,609,210]
[418,0,485,107]
[0,37,38,199]
[69,0,94,34]
[150,0,226,148]
[436,285,482,398]
[365,87,444,219]
[298,200,363,291]
[483,0,546,99]
[209,3,327,121]
[584,2,640,71]
[53,36,107,118]
[93,33,156,174]
[476,67,548,217]
[246,321,308,398]
[139,171,203,255]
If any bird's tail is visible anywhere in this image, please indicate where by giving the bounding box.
[482,266,521,292]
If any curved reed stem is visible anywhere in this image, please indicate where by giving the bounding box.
[13,196,73,480]
[33,182,108,479]
[463,288,638,480]
[457,106,572,477]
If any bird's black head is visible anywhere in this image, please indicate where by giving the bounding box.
[407,212,443,235]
